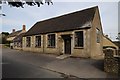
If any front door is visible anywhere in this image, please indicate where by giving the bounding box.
[64,38,71,54]
[61,35,71,54]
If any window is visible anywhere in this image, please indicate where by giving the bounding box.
[26,37,31,47]
[75,31,84,47]
[17,42,19,47]
[18,42,22,47]
[14,42,17,47]
[96,28,100,43]
[47,34,55,47]
[20,42,22,47]
[35,36,41,47]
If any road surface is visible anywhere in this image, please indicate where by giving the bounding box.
[2,48,62,78]
[1,48,119,79]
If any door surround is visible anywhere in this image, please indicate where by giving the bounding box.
[61,35,71,54]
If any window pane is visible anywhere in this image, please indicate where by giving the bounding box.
[75,31,84,47]
[96,29,100,43]
[26,37,31,47]
[48,34,55,47]
[35,36,41,47]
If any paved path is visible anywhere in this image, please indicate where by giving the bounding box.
[2,48,119,78]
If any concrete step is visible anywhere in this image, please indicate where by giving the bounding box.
[56,54,71,59]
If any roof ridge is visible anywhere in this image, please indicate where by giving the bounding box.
[37,6,98,23]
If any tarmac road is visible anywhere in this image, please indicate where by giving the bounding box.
[1,48,119,79]
[2,48,62,78]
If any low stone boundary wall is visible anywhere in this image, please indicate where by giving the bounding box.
[104,49,120,75]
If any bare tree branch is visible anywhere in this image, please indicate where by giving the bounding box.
[45,0,53,5]
[1,0,53,8]
[0,0,53,16]
[34,0,43,7]
[0,14,6,16]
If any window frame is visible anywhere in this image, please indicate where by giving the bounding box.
[35,35,41,48]
[74,31,84,48]
[14,42,17,47]
[26,36,31,47]
[47,34,56,48]
[96,28,100,43]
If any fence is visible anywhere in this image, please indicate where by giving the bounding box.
[103,49,120,75]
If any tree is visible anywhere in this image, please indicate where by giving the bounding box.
[0,32,9,44]
[0,0,53,16]
[1,32,9,35]
[0,0,53,8]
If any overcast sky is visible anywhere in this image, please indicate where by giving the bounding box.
[1,0,119,41]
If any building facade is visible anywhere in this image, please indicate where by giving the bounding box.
[21,6,104,59]
[7,25,26,49]
[103,35,118,50]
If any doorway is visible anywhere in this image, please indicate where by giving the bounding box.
[61,35,71,54]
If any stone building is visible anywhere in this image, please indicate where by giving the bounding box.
[103,35,118,50]
[7,25,26,48]
[13,32,26,50]
[22,6,104,59]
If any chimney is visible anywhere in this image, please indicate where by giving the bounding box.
[22,25,26,31]
[12,29,15,33]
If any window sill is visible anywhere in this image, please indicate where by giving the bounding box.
[97,42,100,43]
[26,46,31,48]
[47,46,56,48]
[74,47,84,49]
[35,46,41,48]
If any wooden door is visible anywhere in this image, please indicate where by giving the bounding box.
[64,38,71,54]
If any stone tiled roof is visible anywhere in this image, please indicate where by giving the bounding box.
[24,6,98,36]
[7,30,22,38]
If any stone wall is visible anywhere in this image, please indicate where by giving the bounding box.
[104,49,120,75]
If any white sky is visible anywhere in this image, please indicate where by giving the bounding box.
[1,0,119,41]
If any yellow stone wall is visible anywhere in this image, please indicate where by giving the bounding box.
[21,8,104,59]
[72,29,91,58]
[22,30,92,58]
[22,36,43,53]
[90,8,103,59]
